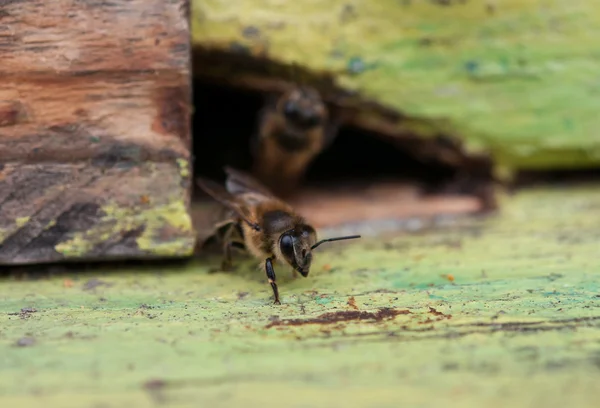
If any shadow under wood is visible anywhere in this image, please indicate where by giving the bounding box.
[0,257,195,281]
[512,168,600,190]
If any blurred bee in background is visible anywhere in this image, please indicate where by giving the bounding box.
[250,84,342,197]
[196,166,360,305]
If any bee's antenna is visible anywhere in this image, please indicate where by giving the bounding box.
[311,235,361,250]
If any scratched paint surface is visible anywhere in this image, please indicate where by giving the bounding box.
[192,0,600,175]
[1,185,600,407]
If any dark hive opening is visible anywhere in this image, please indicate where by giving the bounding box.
[191,79,475,202]
[512,168,600,190]
[191,80,258,187]
[303,127,457,188]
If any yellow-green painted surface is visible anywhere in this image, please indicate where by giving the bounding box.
[55,200,194,258]
[192,0,600,173]
[1,184,600,407]
[0,162,195,263]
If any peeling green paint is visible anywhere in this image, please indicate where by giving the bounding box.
[176,158,190,178]
[14,217,29,228]
[0,162,194,264]
[314,295,333,305]
[43,220,56,230]
[135,200,195,255]
[0,217,32,243]
[55,200,195,258]
[192,0,600,173]
[1,224,18,245]
[2,185,600,407]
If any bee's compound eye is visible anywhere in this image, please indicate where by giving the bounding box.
[279,233,295,260]
[284,101,297,117]
[303,114,321,127]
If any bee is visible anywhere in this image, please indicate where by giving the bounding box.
[196,166,360,304]
[251,85,341,197]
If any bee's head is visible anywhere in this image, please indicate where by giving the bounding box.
[278,87,327,130]
[278,225,317,277]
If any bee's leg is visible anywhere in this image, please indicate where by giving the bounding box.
[221,244,233,271]
[265,258,281,305]
[220,224,236,271]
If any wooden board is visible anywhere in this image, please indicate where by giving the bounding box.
[0,0,194,265]
[1,184,599,407]
[191,0,600,180]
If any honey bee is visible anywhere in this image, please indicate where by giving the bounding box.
[196,166,360,304]
[251,85,341,197]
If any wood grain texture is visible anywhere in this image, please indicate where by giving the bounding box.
[0,0,189,74]
[0,73,190,162]
[0,0,193,264]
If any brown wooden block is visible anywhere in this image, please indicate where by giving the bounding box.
[0,0,193,265]
[0,0,190,73]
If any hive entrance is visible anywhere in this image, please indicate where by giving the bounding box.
[191,79,493,230]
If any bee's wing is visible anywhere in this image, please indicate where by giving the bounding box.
[196,176,253,221]
[195,218,237,251]
[223,166,276,198]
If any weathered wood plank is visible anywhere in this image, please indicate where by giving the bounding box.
[0,0,193,265]
[0,161,193,264]
[0,0,189,73]
[0,73,190,162]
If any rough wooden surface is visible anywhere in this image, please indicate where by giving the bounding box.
[0,0,189,73]
[0,0,194,264]
[191,0,600,179]
[1,184,599,407]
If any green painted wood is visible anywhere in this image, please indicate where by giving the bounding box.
[1,184,599,407]
[192,0,600,176]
